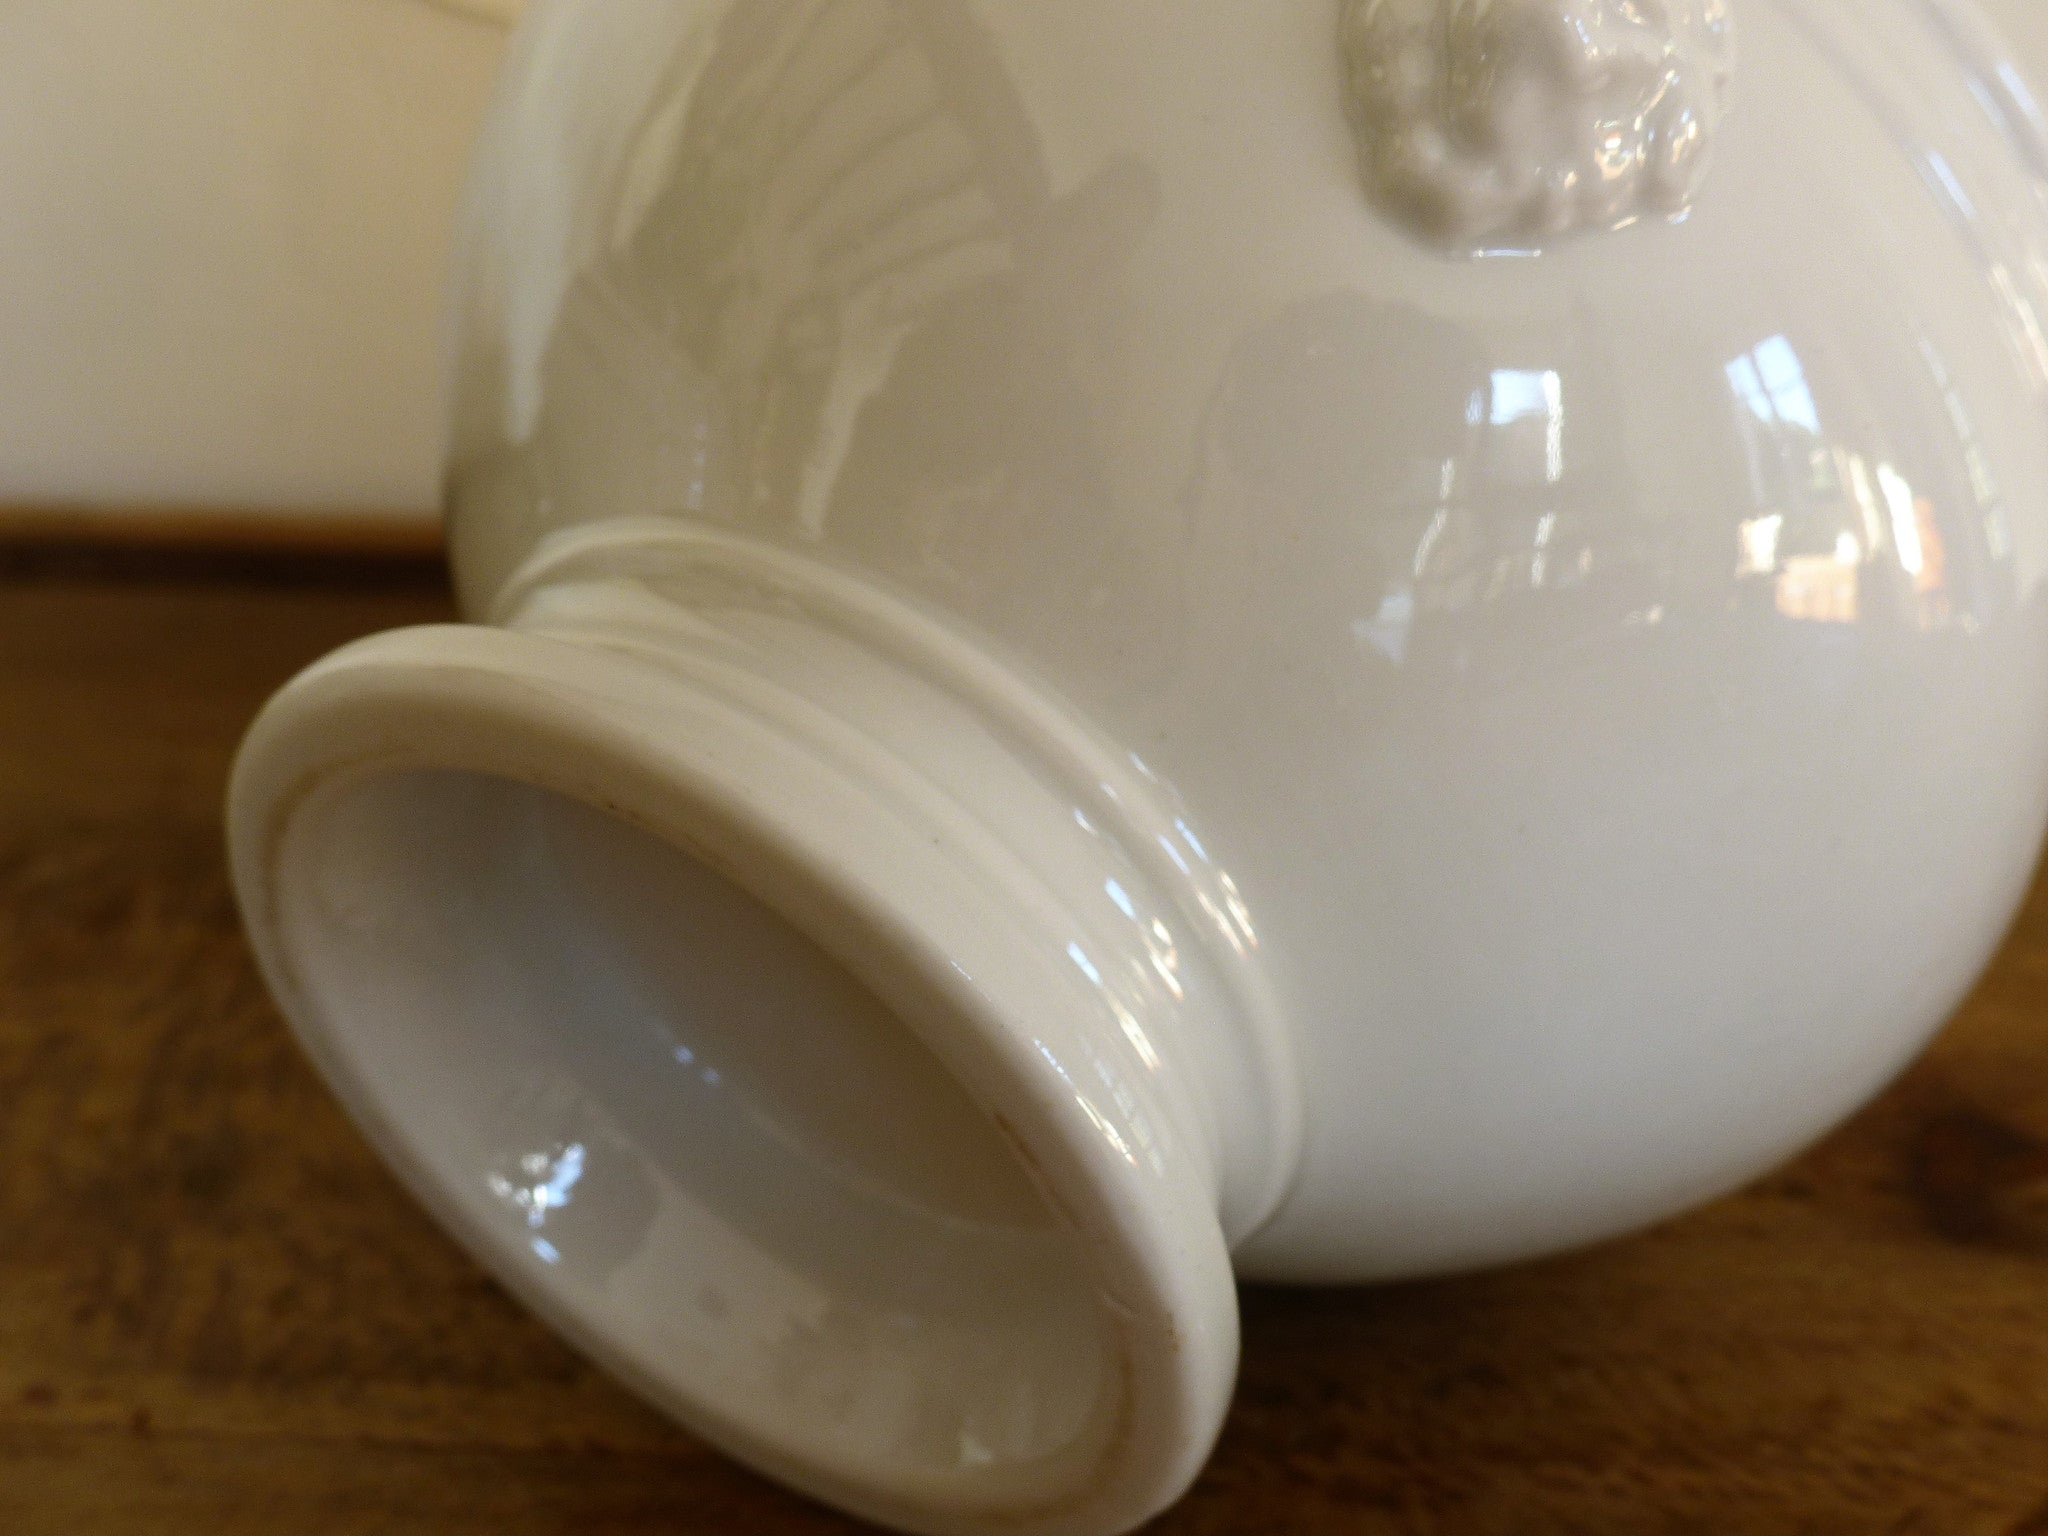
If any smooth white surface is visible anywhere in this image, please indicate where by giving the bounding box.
[0,0,503,513]
[231,2,2048,1533]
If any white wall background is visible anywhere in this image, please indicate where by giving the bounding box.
[0,0,507,519]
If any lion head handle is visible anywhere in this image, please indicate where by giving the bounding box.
[1341,0,1736,249]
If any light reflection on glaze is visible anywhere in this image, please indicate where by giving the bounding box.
[486,1139,586,1228]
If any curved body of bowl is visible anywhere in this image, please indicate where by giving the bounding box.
[230,3,2048,1531]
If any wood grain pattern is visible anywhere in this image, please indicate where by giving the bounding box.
[3,567,2047,1534]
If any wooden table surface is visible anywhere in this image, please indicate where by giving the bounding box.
[4,554,2048,1534]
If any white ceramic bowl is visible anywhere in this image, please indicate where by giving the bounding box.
[230,2,2048,1531]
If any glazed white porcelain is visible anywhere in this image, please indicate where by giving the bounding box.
[229,2,2048,1532]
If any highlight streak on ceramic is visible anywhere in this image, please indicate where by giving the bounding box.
[1913,0,2048,183]
[1772,0,2048,398]
[1341,0,1736,248]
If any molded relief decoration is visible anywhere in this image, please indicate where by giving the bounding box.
[1341,0,1735,248]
